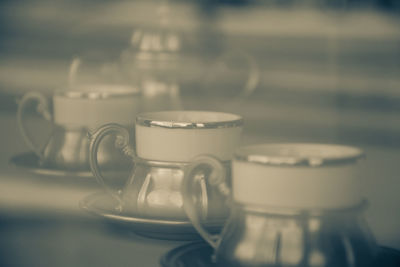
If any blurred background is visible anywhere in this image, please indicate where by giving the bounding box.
[0,0,399,266]
[1,0,399,145]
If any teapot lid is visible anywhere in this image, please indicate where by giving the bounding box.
[120,3,182,72]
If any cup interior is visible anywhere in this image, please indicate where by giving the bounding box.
[235,143,364,166]
[56,84,139,99]
[137,111,242,128]
[52,83,141,127]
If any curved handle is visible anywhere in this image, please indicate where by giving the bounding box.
[17,92,52,159]
[88,123,135,205]
[204,49,260,98]
[68,57,81,87]
[230,50,260,97]
[182,154,230,249]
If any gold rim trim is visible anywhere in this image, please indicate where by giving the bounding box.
[234,143,365,167]
[55,85,140,99]
[136,111,243,129]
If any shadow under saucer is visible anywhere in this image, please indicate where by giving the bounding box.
[79,192,223,241]
[160,242,400,267]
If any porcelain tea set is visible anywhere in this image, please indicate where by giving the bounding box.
[10,37,378,266]
[13,81,379,266]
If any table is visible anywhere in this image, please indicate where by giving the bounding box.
[0,109,399,267]
[0,113,185,267]
[1,1,400,265]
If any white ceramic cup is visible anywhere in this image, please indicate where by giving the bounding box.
[182,143,367,239]
[135,111,243,162]
[51,84,141,129]
[232,143,365,209]
[17,83,141,169]
[89,110,243,219]
[182,143,375,267]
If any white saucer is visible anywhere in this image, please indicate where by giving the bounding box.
[79,192,223,241]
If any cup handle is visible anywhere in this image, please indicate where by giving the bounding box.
[68,57,81,87]
[16,92,52,159]
[182,154,230,249]
[88,123,135,205]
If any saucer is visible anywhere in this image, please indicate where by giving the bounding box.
[10,152,93,177]
[10,152,128,180]
[160,242,400,267]
[79,192,223,241]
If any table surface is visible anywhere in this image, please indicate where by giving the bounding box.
[0,112,186,267]
[1,2,400,266]
[0,110,399,267]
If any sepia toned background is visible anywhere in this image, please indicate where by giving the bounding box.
[0,0,399,266]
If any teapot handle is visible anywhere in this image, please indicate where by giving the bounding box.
[88,123,135,205]
[16,92,52,159]
[231,50,260,98]
[204,49,260,98]
[182,154,230,249]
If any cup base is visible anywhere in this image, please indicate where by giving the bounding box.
[160,242,400,267]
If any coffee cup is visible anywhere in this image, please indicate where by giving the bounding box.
[88,111,243,220]
[17,84,141,171]
[182,143,377,266]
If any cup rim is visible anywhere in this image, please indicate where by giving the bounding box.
[133,155,232,166]
[136,110,243,129]
[234,143,365,167]
[54,83,140,99]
